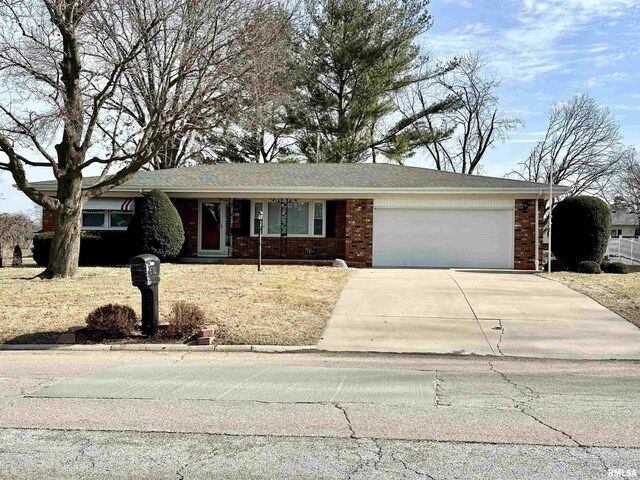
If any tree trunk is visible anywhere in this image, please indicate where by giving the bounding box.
[45,177,83,278]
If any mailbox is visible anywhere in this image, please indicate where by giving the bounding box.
[130,254,161,287]
[130,254,160,337]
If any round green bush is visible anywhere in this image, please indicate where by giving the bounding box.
[576,260,601,274]
[551,196,611,270]
[127,190,185,260]
[603,261,629,274]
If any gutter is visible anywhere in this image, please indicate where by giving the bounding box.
[28,185,573,198]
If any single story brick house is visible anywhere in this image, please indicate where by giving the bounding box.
[34,163,568,270]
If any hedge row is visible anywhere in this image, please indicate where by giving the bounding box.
[33,231,132,267]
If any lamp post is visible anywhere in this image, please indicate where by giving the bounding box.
[257,209,263,272]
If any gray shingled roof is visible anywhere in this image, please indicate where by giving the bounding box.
[612,212,640,226]
[30,163,560,192]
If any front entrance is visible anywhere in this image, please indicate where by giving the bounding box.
[198,201,227,256]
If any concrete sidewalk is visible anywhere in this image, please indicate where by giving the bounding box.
[317,269,640,359]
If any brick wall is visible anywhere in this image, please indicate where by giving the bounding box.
[42,208,56,232]
[233,237,346,260]
[172,199,198,257]
[514,199,544,270]
[345,199,373,267]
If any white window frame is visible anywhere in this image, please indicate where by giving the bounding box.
[250,200,326,238]
[81,210,134,231]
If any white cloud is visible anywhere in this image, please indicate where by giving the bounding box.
[586,71,633,88]
[427,0,640,82]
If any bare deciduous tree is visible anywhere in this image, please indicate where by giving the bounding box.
[0,212,38,249]
[409,53,520,174]
[616,149,640,211]
[210,3,299,164]
[113,0,280,170]
[0,0,267,277]
[511,94,630,201]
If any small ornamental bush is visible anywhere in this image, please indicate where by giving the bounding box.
[164,301,207,340]
[85,304,138,340]
[576,260,601,274]
[603,262,629,274]
[551,196,611,270]
[127,190,185,260]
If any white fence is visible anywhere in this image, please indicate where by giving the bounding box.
[607,237,640,265]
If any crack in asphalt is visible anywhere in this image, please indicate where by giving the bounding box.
[433,371,449,407]
[175,462,188,480]
[173,353,189,364]
[389,449,437,479]
[335,403,357,439]
[488,360,610,474]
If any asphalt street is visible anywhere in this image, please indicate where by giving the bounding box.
[0,350,638,479]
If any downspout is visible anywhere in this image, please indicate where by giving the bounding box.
[536,191,542,271]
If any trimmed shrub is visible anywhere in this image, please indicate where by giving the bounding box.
[544,259,568,272]
[551,196,611,270]
[127,190,185,260]
[603,262,629,274]
[163,301,207,340]
[85,304,137,340]
[32,231,131,267]
[576,260,601,274]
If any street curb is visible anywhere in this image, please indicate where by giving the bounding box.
[0,344,318,353]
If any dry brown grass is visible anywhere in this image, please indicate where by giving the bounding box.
[0,260,352,345]
[541,271,640,328]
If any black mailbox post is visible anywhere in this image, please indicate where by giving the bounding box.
[130,254,160,337]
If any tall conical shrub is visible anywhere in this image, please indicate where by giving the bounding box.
[127,190,185,260]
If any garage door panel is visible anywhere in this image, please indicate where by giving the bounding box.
[373,208,513,268]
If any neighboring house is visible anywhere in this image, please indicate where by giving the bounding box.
[610,211,639,238]
[31,163,567,270]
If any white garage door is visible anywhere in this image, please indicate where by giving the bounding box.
[373,208,514,268]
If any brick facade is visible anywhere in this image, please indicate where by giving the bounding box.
[42,209,56,232]
[232,237,346,260]
[172,199,199,257]
[42,196,540,270]
[345,199,373,267]
[514,199,545,271]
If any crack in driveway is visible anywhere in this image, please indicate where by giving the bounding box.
[448,273,495,354]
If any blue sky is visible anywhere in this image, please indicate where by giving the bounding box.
[1,0,639,212]
[404,0,640,175]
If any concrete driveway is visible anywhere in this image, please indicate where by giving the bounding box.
[317,269,640,359]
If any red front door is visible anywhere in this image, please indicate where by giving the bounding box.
[200,202,223,251]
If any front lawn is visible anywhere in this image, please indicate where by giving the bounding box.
[541,271,640,329]
[0,262,352,345]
